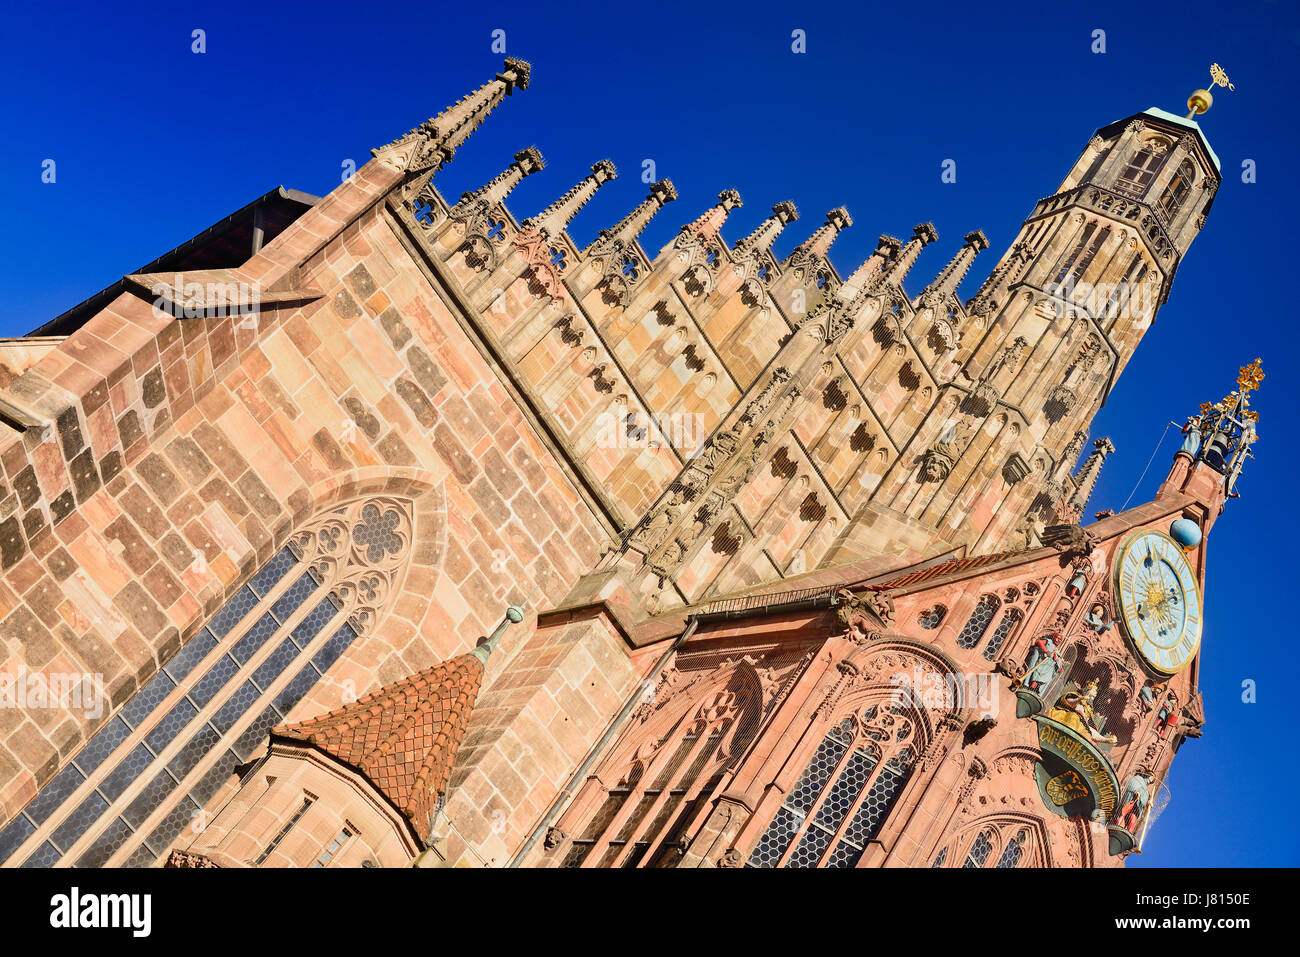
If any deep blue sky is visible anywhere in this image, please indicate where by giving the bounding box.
[2,0,1296,866]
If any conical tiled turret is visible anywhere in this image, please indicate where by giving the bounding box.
[272,653,486,839]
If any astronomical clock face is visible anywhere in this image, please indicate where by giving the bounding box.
[1113,530,1202,676]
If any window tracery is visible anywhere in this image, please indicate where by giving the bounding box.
[746,700,922,869]
[0,496,414,869]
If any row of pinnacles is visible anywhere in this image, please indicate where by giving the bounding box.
[364,58,1137,613]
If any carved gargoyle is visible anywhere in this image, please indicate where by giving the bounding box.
[1040,522,1097,563]
[544,826,568,850]
[717,847,745,868]
[834,588,896,629]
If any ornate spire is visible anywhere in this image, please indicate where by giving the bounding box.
[917,230,989,308]
[787,207,852,266]
[372,57,531,176]
[587,179,677,255]
[840,234,903,300]
[523,160,618,240]
[678,189,743,244]
[1192,358,1262,497]
[731,201,799,261]
[880,222,938,287]
[967,241,1034,317]
[449,146,545,220]
[1069,437,1116,512]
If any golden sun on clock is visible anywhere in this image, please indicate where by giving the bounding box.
[1113,529,1202,676]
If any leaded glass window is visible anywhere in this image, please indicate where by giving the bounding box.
[983,609,1023,661]
[746,702,919,869]
[962,828,994,867]
[0,496,412,868]
[956,596,1000,650]
[933,822,1036,868]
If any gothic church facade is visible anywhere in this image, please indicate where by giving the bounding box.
[0,59,1253,868]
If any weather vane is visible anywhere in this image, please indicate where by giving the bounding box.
[1187,63,1235,118]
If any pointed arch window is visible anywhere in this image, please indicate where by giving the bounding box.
[560,676,761,869]
[746,702,919,869]
[956,596,1001,650]
[0,497,413,869]
[983,608,1023,661]
[933,821,1038,868]
[1114,140,1169,199]
[1156,159,1195,221]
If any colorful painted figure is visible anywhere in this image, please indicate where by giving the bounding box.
[1019,633,1062,694]
[1180,415,1202,457]
[1155,690,1180,738]
[1116,770,1153,833]
[1048,680,1118,745]
[1065,572,1088,598]
[1083,601,1111,634]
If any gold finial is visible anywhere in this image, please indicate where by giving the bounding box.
[1237,357,1264,394]
[1188,63,1235,118]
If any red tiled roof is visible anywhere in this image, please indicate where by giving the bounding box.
[272,653,485,841]
[867,550,1020,590]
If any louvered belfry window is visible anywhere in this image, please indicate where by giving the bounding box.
[0,497,412,869]
[746,702,919,868]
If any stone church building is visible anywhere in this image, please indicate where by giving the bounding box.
[0,59,1258,868]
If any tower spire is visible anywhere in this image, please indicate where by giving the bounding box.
[917,230,989,308]
[587,179,677,255]
[731,201,798,261]
[679,189,743,243]
[787,207,852,265]
[449,147,545,220]
[372,57,531,176]
[1069,437,1116,513]
[880,222,938,287]
[839,234,903,300]
[523,160,618,239]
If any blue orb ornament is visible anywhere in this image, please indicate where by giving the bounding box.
[1169,519,1202,549]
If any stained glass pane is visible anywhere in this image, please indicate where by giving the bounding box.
[746,806,800,868]
[120,670,176,729]
[50,791,108,852]
[76,817,135,868]
[963,829,994,868]
[211,681,260,734]
[956,597,999,649]
[98,744,153,801]
[122,768,179,828]
[164,629,217,683]
[248,547,297,597]
[72,717,131,777]
[207,586,259,639]
[22,763,85,824]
